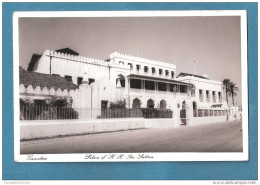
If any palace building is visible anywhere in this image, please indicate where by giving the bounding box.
[20,47,235,125]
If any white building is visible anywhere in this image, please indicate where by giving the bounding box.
[21,47,233,124]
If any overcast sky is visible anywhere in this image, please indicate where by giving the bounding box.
[19,16,242,106]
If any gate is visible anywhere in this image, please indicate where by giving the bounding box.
[180,109,186,125]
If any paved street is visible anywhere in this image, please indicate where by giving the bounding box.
[20,120,242,154]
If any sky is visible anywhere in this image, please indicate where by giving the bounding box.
[19,16,242,106]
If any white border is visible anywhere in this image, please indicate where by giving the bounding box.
[13,10,248,162]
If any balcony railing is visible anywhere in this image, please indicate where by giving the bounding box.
[206,98,210,103]
[193,109,227,117]
[130,88,186,97]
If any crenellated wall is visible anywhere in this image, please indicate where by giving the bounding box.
[19,84,76,99]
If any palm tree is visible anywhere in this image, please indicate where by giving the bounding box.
[222,79,231,104]
[229,82,239,106]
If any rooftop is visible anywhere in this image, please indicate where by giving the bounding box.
[20,67,78,91]
[55,47,79,56]
[177,72,209,79]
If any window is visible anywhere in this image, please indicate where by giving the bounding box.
[212,91,216,98]
[136,65,140,71]
[180,85,187,93]
[128,63,133,70]
[165,70,169,76]
[169,84,178,92]
[206,90,210,98]
[130,79,141,89]
[89,78,95,85]
[77,77,83,85]
[152,67,156,74]
[119,61,124,65]
[144,66,149,73]
[218,92,222,99]
[159,69,163,75]
[65,75,72,82]
[145,80,155,90]
[171,71,175,79]
[158,82,167,91]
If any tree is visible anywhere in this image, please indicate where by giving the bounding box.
[222,79,231,104]
[228,82,239,106]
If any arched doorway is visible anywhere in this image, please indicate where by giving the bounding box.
[116,74,125,88]
[180,101,186,125]
[132,98,141,109]
[147,99,155,108]
[160,99,167,109]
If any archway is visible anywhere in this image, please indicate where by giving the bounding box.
[132,98,141,109]
[116,74,125,88]
[147,99,155,108]
[159,99,167,109]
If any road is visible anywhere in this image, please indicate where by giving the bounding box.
[20,120,243,154]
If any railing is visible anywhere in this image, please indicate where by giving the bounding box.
[213,98,216,103]
[20,105,173,120]
[99,108,143,119]
[206,98,210,103]
[199,96,204,102]
[193,109,227,117]
[130,88,184,97]
[20,105,79,120]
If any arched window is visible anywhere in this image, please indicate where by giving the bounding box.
[147,99,155,108]
[116,74,125,88]
[160,100,167,109]
[132,98,141,109]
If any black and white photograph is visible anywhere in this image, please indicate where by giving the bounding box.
[13,11,248,162]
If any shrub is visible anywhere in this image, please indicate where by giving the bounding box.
[141,108,173,119]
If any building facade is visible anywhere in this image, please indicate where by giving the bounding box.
[21,48,237,125]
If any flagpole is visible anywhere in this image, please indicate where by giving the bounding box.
[194,60,197,75]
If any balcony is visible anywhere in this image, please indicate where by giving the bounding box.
[130,88,186,98]
[206,98,210,103]
[199,95,204,102]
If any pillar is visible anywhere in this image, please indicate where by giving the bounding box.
[185,100,193,125]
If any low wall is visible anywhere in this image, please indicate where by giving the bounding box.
[20,118,177,140]
[192,116,227,125]
[144,119,177,128]
[20,118,145,140]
